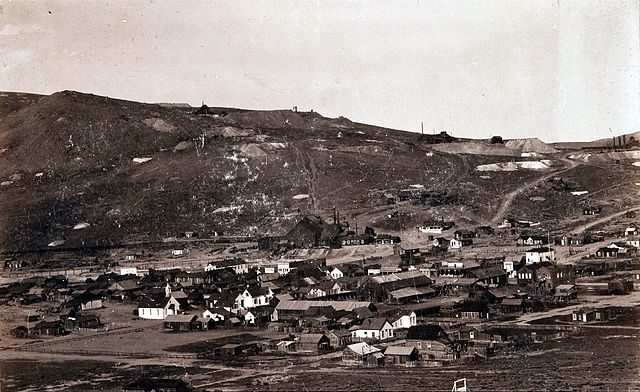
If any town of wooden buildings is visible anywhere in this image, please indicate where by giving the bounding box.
[3,214,639,368]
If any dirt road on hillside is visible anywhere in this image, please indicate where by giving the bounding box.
[571,205,640,234]
[490,157,580,224]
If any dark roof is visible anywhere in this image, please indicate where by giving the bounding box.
[34,320,64,329]
[123,378,191,392]
[63,292,102,308]
[501,298,523,306]
[406,325,451,342]
[138,295,169,308]
[359,317,390,330]
[287,215,344,244]
[376,234,401,240]
[296,333,329,344]
[247,286,271,297]
[526,247,554,253]
[467,265,507,279]
[459,301,489,313]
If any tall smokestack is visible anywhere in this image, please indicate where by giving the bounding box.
[421,122,424,135]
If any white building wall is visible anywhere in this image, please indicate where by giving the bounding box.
[138,307,166,320]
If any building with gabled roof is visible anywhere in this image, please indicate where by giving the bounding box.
[164,314,202,332]
[351,318,394,341]
[525,247,555,264]
[137,295,181,320]
[343,342,384,366]
[384,346,419,366]
[272,300,375,321]
[234,286,274,311]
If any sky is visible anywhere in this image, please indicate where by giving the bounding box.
[0,0,638,142]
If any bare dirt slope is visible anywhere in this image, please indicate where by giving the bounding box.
[504,138,559,154]
[0,90,628,253]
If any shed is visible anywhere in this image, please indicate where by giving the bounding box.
[383,345,419,366]
[295,333,331,352]
[164,314,202,332]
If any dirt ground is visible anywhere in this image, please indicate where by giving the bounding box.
[2,323,639,391]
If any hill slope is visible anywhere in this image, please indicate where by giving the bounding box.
[0,90,632,253]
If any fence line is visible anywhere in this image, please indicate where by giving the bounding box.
[17,346,200,359]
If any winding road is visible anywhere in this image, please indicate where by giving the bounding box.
[490,157,580,224]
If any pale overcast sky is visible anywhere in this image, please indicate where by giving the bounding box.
[1,0,638,141]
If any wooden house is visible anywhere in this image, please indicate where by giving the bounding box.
[62,293,103,312]
[164,314,202,332]
[572,307,610,323]
[466,265,508,286]
[351,318,394,341]
[341,235,374,246]
[388,287,436,304]
[364,270,433,302]
[405,325,462,361]
[328,330,353,348]
[500,298,524,314]
[138,295,181,320]
[454,229,476,240]
[608,278,634,295]
[122,378,191,392]
[272,300,375,322]
[517,235,548,246]
[295,333,331,353]
[216,342,260,357]
[32,320,66,336]
[458,301,490,320]
[342,342,384,366]
[525,247,555,264]
[418,220,454,234]
[583,206,602,215]
[375,234,401,245]
[456,326,499,344]
[596,246,620,258]
[553,284,577,303]
[449,238,473,249]
[384,346,419,366]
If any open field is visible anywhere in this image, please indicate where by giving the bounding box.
[2,323,639,391]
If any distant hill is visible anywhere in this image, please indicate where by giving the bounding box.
[0,90,632,252]
[554,131,640,150]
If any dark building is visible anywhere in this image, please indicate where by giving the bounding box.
[286,215,344,248]
[123,378,192,392]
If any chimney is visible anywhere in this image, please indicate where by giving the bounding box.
[421,122,424,135]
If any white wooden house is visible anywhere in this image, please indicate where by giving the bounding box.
[138,296,181,320]
[390,311,417,330]
[234,287,274,311]
[351,318,394,341]
[329,267,344,280]
[525,247,555,264]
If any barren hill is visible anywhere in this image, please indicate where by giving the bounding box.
[0,91,633,253]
